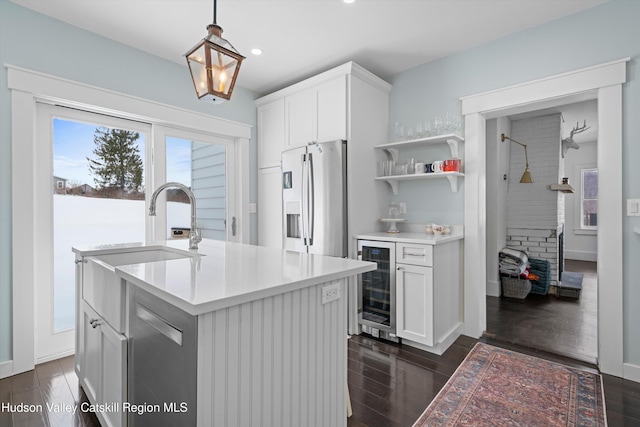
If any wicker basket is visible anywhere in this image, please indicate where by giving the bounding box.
[501,275,532,299]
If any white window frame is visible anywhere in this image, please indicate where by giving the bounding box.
[580,167,598,230]
[8,65,251,375]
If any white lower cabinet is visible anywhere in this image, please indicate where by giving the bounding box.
[77,257,127,427]
[79,301,127,427]
[357,236,462,354]
[396,263,434,346]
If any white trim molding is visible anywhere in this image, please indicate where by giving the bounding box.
[461,58,628,378]
[623,363,640,384]
[0,360,13,380]
[7,64,252,376]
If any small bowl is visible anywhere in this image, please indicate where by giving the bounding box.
[441,225,451,235]
[432,225,444,235]
[425,225,433,234]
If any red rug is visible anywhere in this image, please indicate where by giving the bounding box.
[413,343,607,426]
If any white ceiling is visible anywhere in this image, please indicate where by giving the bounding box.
[10,0,608,96]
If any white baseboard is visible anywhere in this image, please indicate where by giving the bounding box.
[0,360,14,379]
[623,362,640,383]
[487,279,501,297]
[402,323,463,355]
[36,349,75,365]
[565,250,597,262]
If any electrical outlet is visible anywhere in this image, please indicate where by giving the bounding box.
[399,202,406,214]
[627,199,640,216]
[249,203,257,213]
[321,283,341,304]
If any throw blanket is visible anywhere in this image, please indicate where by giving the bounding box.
[499,247,528,276]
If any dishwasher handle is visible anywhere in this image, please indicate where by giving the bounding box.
[136,303,183,346]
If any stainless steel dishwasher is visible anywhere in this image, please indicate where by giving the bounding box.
[127,285,197,427]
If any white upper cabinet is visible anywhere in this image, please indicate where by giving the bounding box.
[255,62,391,250]
[285,75,347,150]
[257,98,285,168]
[285,87,315,150]
[316,76,347,142]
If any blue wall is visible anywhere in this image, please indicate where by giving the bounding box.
[388,1,640,365]
[0,0,258,363]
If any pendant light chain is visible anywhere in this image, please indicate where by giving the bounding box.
[213,0,217,25]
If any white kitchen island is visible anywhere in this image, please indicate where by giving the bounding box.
[73,238,375,427]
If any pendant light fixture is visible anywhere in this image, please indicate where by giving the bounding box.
[501,133,533,183]
[185,0,245,104]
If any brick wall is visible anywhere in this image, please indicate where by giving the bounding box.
[506,226,562,287]
[505,114,564,286]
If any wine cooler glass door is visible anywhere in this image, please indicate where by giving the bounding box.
[358,240,396,334]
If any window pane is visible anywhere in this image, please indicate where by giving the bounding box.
[166,137,227,241]
[583,170,598,199]
[583,200,597,226]
[166,137,193,239]
[53,119,146,332]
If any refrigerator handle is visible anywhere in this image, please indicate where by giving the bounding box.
[307,152,314,245]
[301,153,308,245]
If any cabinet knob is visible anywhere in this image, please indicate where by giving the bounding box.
[397,266,403,271]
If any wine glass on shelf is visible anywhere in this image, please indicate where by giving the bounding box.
[434,116,444,135]
[406,125,414,140]
[394,122,405,141]
[444,112,453,133]
[424,119,433,137]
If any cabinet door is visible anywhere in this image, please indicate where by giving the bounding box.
[100,320,127,427]
[258,98,285,168]
[258,166,283,248]
[79,301,126,427]
[316,76,347,142]
[286,87,316,149]
[396,263,434,346]
[80,301,101,405]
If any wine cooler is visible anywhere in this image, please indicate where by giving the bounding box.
[357,239,397,342]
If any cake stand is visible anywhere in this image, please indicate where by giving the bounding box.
[379,218,407,233]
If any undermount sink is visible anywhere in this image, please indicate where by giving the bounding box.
[91,246,199,268]
[82,247,199,333]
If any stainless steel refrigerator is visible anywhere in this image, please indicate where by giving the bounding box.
[282,140,347,257]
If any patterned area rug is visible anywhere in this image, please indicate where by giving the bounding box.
[413,343,606,426]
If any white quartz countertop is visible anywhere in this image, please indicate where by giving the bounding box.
[73,239,376,315]
[354,230,464,245]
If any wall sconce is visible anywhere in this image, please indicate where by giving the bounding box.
[185,0,245,104]
[501,133,533,183]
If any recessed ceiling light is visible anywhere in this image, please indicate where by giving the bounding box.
[251,48,263,56]
[343,0,356,4]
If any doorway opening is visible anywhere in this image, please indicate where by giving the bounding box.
[460,58,626,376]
[484,100,599,364]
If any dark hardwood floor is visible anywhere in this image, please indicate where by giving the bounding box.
[0,355,101,427]
[486,259,598,364]
[347,334,640,427]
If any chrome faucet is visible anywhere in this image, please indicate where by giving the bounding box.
[149,182,202,250]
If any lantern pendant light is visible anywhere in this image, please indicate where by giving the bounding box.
[185,0,245,103]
